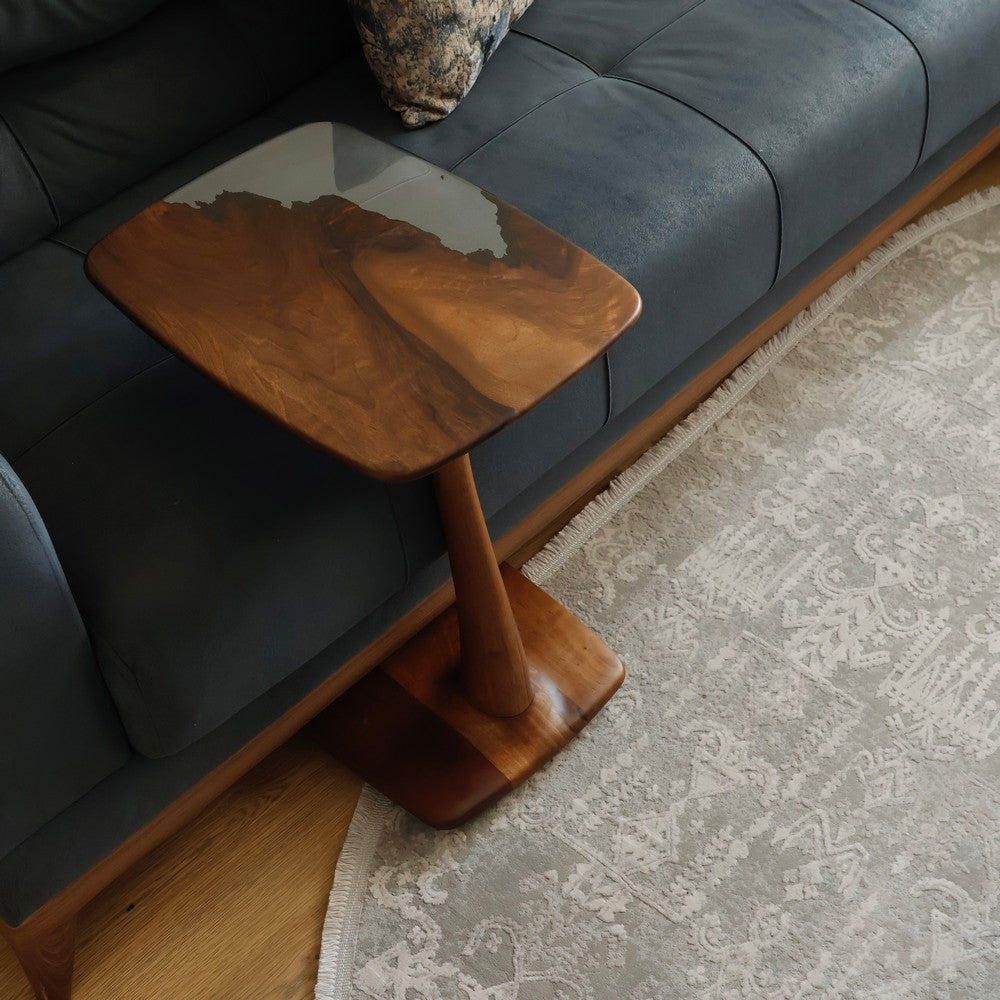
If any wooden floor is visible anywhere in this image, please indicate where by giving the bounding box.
[3,146,999,1000]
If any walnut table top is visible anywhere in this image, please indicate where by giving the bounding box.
[86,122,641,482]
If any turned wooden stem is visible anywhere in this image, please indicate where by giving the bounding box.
[1,915,77,1000]
[433,453,534,717]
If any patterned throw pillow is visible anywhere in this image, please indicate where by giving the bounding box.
[348,0,534,129]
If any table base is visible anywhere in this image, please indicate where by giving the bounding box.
[312,565,624,828]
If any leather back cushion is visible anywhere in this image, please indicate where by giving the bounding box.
[0,0,355,261]
[0,1,163,73]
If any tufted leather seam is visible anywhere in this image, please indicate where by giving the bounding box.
[513,0,712,79]
[605,0,714,76]
[510,26,600,76]
[604,74,785,288]
[47,232,88,255]
[602,354,613,427]
[450,74,596,172]
[844,0,930,166]
[12,346,173,464]
[385,484,414,585]
[0,109,61,230]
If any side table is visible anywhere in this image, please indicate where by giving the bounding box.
[87,122,642,826]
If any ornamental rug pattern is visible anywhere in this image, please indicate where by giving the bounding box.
[319,192,1000,1000]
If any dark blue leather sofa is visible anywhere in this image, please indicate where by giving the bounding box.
[2,0,1000,990]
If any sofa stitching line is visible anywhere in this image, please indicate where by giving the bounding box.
[46,233,86,255]
[603,74,785,287]
[512,0,712,80]
[844,0,931,165]
[0,109,61,230]
[384,485,413,586]
[12,353,173,464]
[449,75,596,171]
[605,0,714,76]
[603,355,614,427]
[509,27,600,76]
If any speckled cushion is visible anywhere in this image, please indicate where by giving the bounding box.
[348,0,534,128]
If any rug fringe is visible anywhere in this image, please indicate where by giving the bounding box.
[525,183,1000,585]
[314,787,394,1000]
[315,182,1000,997]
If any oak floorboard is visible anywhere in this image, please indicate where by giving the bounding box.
[0,740,361,999]
[2,143,999,1000]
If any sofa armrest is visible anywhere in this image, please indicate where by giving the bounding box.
[0,455,130,860]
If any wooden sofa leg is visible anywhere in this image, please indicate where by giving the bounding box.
[1,914,77,1000]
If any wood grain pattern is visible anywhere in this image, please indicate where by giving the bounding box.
[4,122,997,1000]
[0,917,75,1000]
[86,188,640,482]
[312,565,625,827]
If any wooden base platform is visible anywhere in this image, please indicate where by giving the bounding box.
[311,565,624,828]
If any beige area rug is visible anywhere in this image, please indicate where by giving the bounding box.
[317,187,1000,999]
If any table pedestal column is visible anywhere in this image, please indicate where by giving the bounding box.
[432,454,534,718]
[313,453,624,828]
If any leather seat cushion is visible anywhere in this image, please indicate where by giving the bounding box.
[608,0,927,279]
[13,359,409,758]
[851,0,1000,161]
